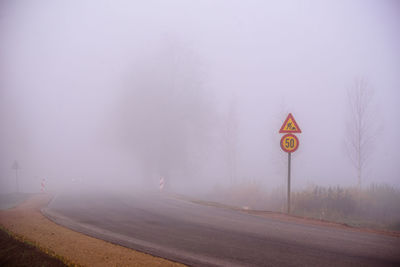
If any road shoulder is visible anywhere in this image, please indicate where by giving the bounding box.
[0,193,185,267]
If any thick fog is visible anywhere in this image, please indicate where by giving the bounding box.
[1,0,399,195]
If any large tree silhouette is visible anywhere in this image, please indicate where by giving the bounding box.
[121,40,214,188]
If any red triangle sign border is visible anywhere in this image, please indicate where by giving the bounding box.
[279,113,302,133]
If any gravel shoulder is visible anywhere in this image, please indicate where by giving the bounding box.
[0,193,185,267]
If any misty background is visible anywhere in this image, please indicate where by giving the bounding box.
[1,0,399,196]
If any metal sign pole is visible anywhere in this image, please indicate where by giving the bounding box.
[15,168,19,193]
[287,152,291,214]
[12,161,20,193]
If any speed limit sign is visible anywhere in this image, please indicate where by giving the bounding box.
[280,134,299,153]
[279,113,301,215]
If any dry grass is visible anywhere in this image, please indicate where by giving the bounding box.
[292,184,400,230]
[0,225,67,267]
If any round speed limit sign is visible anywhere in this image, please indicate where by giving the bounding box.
[280,134,299,153]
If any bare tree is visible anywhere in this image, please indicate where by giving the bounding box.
[222,95,238,185]
[345,78,379,190]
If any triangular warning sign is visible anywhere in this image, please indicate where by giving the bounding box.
[279,113,301,133]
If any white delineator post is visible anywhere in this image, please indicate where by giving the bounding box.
[41,178,46,193]
[159,177,165,191]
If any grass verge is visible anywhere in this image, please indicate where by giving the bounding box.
[0,226,68,267]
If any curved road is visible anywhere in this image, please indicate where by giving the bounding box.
[43,191,400,266]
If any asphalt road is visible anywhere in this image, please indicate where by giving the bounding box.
[43,191,400,267]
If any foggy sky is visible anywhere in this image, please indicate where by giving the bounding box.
[1,0,399,194]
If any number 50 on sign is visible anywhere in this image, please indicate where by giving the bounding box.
[280,134,299,153]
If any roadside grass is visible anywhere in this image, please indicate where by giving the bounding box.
[206,180,286,211]
[207,181,400,231]
[292,184,400,231]
[0,193,33,210]
[0,226,74,267]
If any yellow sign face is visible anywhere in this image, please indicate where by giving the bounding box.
[279,113,301,133]
[280,134,299,153]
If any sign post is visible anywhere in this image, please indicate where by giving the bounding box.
[160,177,165,191]
[279,114,301,214]
[288,152,291,214]
[12,160,20,193]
